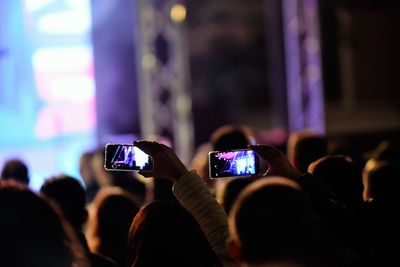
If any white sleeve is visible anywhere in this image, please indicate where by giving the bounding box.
[173,170,237,266]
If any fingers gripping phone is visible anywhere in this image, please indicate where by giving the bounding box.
[208,149,260,178]
[104,144,153,171]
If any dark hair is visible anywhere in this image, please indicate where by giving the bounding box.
[40,174,86,231]
[1,159,29,184]
[79,150,99,202]
[309,156,363,210]
[211,125,253,151]
[128,201,219,267]
[88,187,139,267]
[230,177,317,264]
[288,132,327,173]
[0,180,88,267]
[221,177,253,215]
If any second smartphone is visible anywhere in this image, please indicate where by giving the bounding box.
[208,148,260,178]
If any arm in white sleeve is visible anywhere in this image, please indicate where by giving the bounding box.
[173,170,237,266]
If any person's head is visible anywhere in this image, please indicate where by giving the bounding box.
[363,161,400,204]
[308,155,363,209]
[210,125,254,151]
[229,177,317,266]
[287,131,327,173]
[0,180,88,267]
[88,187,139,266]
[79,150,96,187]
[1,159,30,185]
[221,177,253,215]
[40,174,87,232]
[128,201,219,267]
[92,148,112,187]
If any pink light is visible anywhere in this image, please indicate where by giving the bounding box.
[35,99,96,139]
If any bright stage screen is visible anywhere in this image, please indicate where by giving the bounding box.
[0,0,96,190]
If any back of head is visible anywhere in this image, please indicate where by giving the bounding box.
[309,156,363,209]
[88,187,139,266]
[221,177,253,215]
[128,201,218,267]
[109,171,147,205]
[79,150,100,203]
[79,150,95,185]
[40,174,86,231]
[211,125,253,151]
[1,159,29,185]
[229,177,317,265]
[0,180,87,267]
[92,148,112,188]
[288,132,327,173]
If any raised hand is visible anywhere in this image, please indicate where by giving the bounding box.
[249,144,302,180]
[133,140,189,181]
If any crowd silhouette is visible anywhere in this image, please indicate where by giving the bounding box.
[1,126,399,266]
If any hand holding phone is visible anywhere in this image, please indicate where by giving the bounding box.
[249,144,301,180]
[208,149,261,178]
[133,140,189,181]
[104,144,153,171]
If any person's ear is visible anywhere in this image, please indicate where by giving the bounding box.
[230,240,241,262]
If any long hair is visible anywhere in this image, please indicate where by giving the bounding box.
[0,180,88,267]
[128,201,219,267]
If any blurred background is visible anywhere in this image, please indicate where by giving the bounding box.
[0,0,399,189]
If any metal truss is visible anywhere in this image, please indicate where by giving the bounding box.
[136,0,194,163]
[282,0,325,134]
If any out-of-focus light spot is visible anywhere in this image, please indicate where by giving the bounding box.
[141,53,156,69]
[49,76,95,103]
[365,159,378,173]
[33,46,91,71]
[66,0,90,8]
[24,0,54,13]
[37,10,90,34]
[170,4,186,23]
[35,103,95,139]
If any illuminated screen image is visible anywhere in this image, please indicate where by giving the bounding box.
[0,0,95,189]
[105,145,153,171]
[209,149,258,178]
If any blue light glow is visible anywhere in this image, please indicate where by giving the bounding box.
[0,0,96,190]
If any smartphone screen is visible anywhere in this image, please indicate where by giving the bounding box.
[104,144,153,171]
[208,149,259,178]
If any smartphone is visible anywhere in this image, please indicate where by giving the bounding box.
[104,144,153,171]
[208,149,260,178]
